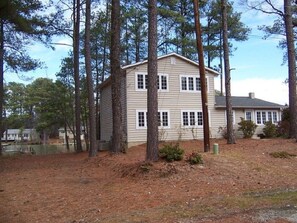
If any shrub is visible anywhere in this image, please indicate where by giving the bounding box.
[263,121,277,138]
[218,126,228,139]
[238,118,257,138]
[186,152,203,165]
[159,143,184,162]
[277,120,290,138]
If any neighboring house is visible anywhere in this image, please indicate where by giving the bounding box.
[100,53,283,148]
[1,129,39,142]
[215,93,284,137]
[58,128,85,144]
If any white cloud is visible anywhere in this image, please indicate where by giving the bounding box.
[215,77,288,105]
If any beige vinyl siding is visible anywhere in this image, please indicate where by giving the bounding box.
[100,75,128,143]
[126,55,219,143]
[100,84,112,141]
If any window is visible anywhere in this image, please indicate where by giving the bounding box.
[245,111,252,121]
[158,111,169,127]
[137,74,145,89]
[182,111,203,127]
[180,75,208,92]
[137,110,170,128]
[138,111,146,127]
[255,110,279,125]
[225,110,235,125]
[136,73,168,91]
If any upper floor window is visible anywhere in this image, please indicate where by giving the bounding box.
[180,75,208,92]
[136,73,168,91]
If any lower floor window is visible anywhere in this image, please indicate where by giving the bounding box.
[182,111,203,127]
[137,110,170,128]
[256,111,279,125]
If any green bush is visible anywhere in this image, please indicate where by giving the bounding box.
[263,121,277,138]
[238,117,257,138]
[186,152,203,165]
[159,143,184,162]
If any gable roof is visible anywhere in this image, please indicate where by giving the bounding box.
[122,53,220,76]
[100,53,220,90]
[215,95,284,109]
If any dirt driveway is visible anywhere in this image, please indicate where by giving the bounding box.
[0,138,297,223]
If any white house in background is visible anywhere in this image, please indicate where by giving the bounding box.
[1,129,39,142]
[58,128,85,143]
[99,53,284,148]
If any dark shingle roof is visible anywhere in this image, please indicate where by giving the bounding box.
[215,96,284,109]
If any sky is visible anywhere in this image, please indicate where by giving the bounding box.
[4,0,289,105]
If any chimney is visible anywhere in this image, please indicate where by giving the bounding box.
[249,92,255,99]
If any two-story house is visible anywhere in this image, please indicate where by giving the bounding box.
[100,53,283,148]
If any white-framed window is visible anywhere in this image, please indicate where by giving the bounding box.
[255,110,279,125]
[225,110,236,125]
[180,75,208,92]
[158,111,170,128]
[245,111,252,121]
[135,73,168,91]
[136,110,170,129]
[181,110,204,127]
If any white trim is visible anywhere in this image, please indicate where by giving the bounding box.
[181,110,204,128]
[224,110,236,125]
[135,72,169,92]
[122,53,220,76]
[136,110,171,129]
[255,110,279,125]
[179,75,209,93]
[245,110,253,121]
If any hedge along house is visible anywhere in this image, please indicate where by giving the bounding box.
[99,53,284,148]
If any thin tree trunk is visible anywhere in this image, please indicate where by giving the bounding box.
[0,20,4,153]
[146,0,159,162]
[64,122,70,150]
[74,0,83,152]
[193,0,210,152]
[222,0,236,144]
[111,0,123,153]
[284,0,297,139]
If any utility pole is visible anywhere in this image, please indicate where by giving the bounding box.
[193,0,210,152]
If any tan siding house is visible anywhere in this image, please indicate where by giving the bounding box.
[100,53,283,147]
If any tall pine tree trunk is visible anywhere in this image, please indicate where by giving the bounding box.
[73,0,83,152]
[222,0,235,144]
[284,0,297,139]
[146,0,158,162]
[111,0,123,153]
[85,0,97,157]
[0,20,3,153]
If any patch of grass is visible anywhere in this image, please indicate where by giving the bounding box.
[139,163,152,173]
[269,151,296,159]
